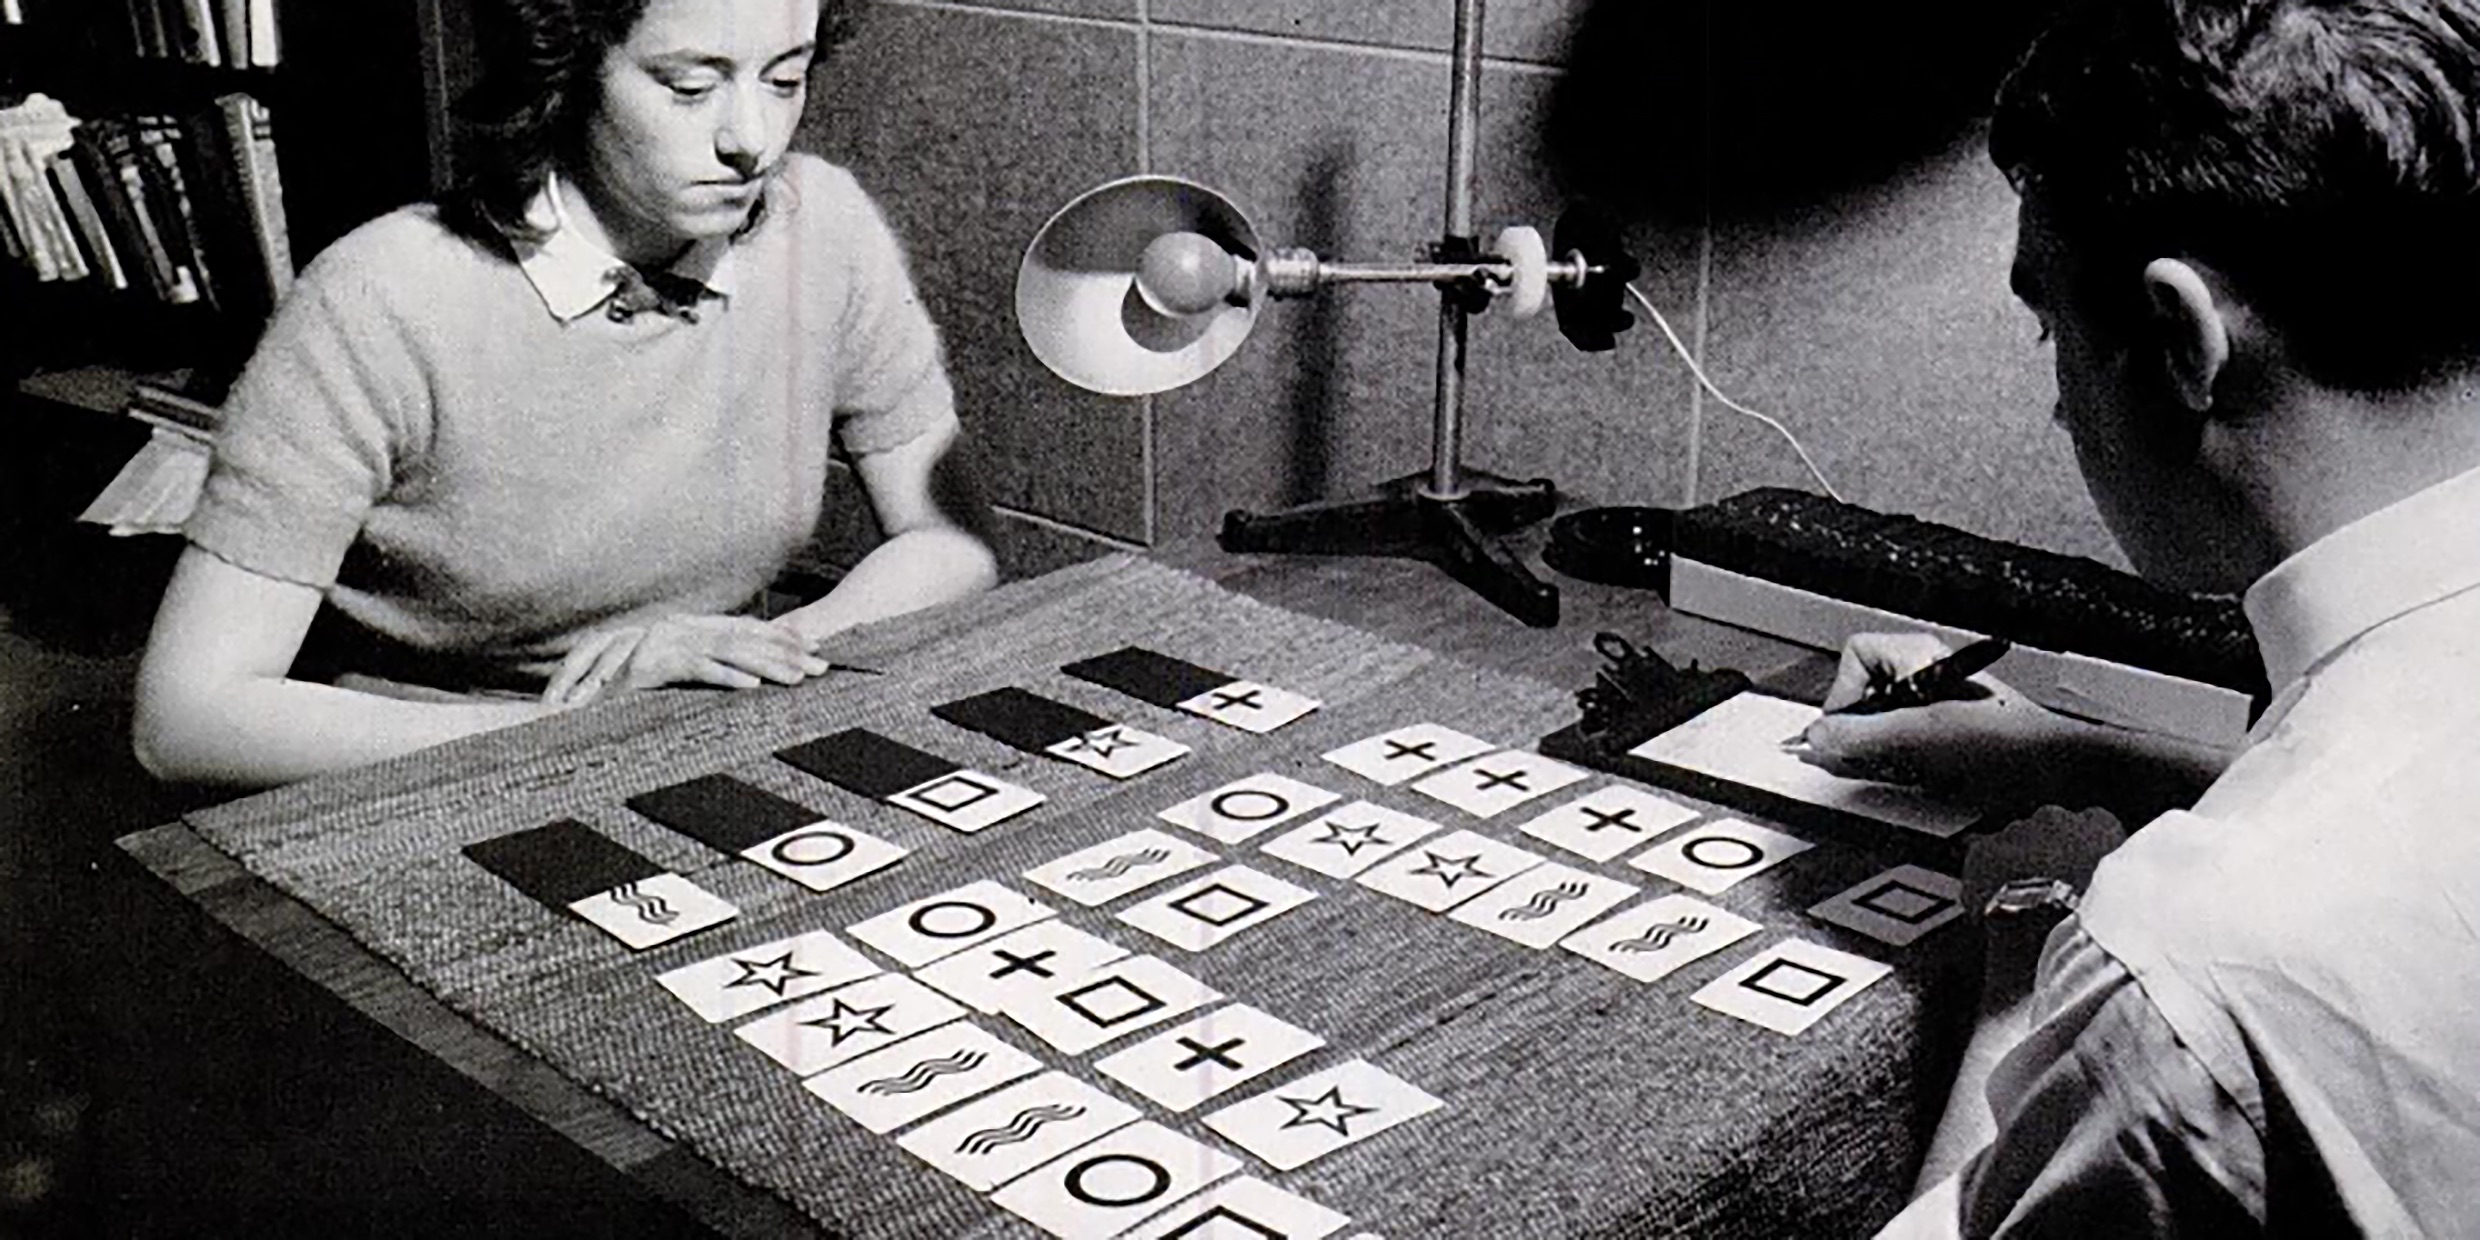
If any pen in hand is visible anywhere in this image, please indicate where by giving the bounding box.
[1780,636,2014,754]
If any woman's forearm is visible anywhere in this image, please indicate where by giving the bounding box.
[778,524,998,647]
[134,675,556,790]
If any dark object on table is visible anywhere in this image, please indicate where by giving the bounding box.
[1544,505,1672,589]
[1572,632,1750,746]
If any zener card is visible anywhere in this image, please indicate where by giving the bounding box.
[912,919,1132,1014]
[1808,864,1965,947]
[1355,829,1543,912]
[732,973,969,1075]
[1321,723,1496,786]
[1561,893,1762,984]
[776,729,1045,833]
[1517,785,1700,862]
[1064,647,1321,733]
[1023,828,1220,906]
[895,1070,1141,1192]
[1115,1176,1352,1240]
[1158,772,1342,845]
[655,928,881,1023]
[991,1121,1243,1240]
[1627,817,1813,896]
[1690,937,1892,1036]
[463,819,737,950]
[1001,954,1221,1055]
[1117,865,1316,952]
[1447,861,1638,949]
[1259,801,1445,879]
[804,1020,1045,1135]
[1408,750,1588,818]
[1203,1058,1444,1171]
[1094,1003,1326,1112]
[933,687,1190,780]
[847,880,1056,968]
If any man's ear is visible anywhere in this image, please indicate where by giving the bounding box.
[2141,258,2229,413]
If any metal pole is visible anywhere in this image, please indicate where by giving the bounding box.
[1427,0,1486,500]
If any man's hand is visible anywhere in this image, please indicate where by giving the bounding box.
[544,615,829,706]
[1793,633,2082,796]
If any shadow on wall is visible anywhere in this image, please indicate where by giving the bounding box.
[1548,0,2071,224]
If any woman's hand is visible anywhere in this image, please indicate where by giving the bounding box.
[544,614,829,706]
[1793,633,2083,797]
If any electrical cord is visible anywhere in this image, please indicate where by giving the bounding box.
[1623,282,1848,503]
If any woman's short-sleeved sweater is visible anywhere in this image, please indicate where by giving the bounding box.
[186,154,954,690]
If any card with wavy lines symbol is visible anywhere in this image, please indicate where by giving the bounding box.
[958,1104,1087,1156]
[1497,880,1593,921]
[1613,915,1710,953]
[861,1049,989,1097]
[1067,847,1171,883]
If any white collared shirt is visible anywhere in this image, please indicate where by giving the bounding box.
[505,173,742,322]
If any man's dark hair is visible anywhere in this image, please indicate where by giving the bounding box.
[440,0,862,246]
[1993,0,2480,392]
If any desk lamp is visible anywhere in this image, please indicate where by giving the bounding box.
[1013,0,1637,628]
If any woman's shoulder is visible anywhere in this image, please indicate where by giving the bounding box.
[294,204,514,310]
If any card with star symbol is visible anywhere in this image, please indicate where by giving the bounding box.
[1114,1175,1353,1240]
[1063,647,1322,733]
[1807,864,1965,947]
[846,880,1057,968]
[1094,1003,1326,1113]
[1690,937,1893,1036]
[992,1120,1245,1239]
[1258,800,1445,879]
[1354,829,1543,912]
[1447,861,1639,949]
[1627,817,1813,896]
[1408,750,1589,819]
[912,919,1132,1014]
[1517,785,1701,862]
[1023,828,1220,906]
[932,686,1194,779]
[895,1070,1142,1192]
[803,1020,1045,1135]
[1116,864,1318,952]
[731,973,968,1075]
[1203,1058,1444,1171]
[1561,893,1763,984]
[1321,723,1497,786]
[654,928,882,1023]
[1158,772,1344,845]
[1002,954,1222,1055]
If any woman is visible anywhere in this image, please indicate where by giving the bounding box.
[133,0,997,788]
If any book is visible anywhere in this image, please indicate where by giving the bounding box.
[216,93,291,301]
[139,114,220,308]
[245,0,278,67]
[2,97,86,282]
[169,0,223,65]
[170,102,268,320]
[215,0,251,70]
[90,118,199,303]
[46,152,122,287]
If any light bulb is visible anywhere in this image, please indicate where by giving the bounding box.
[1134,231,1238,317]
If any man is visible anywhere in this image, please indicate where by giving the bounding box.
[1799,0,2480,1233]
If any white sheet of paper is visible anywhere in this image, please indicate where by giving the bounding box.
[1116,865,1317,952]
[1626,817,1814,896]
[1321,723,1497,786]
[654,928,882,1023]
[1447,861,1639,950]
[1203,1058,1444,1172]
[1560,893,1762,984]
[1177,680,1321,734]
[885,769,1047,833]
[566,873,737,950]
[894,1070,1141,1192]
[846,880,1056,968]
[1023,828,1220,906]
[740,821,907,893]
[1045,724,1191,780]
[1408,751,1589,818]
[803,1020,1044,1135]
[912,920,1133,1014]
[1517,786,1700,862]
[1116,1175,1352,1240]
[1158,773,1343,845]
[731,973,968,1075]
[1093,1003,1327,1113]
[1354,829,1543,912]
[992,1120,1244,1239]
[1626,693,1981,838]
[1808,864,1965,947]
[1690,937,1893,1036]
[1258,800,1445,879]
[1003,954,1222,1055]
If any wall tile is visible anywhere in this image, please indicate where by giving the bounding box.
[1148,0,1579,64]
[801,469,1117,583]
[805,5,1151,542]
[923,0,1138,20]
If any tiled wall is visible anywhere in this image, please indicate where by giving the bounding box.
[800,0,2122,580]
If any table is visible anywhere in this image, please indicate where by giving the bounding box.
[120,541,1969,1239]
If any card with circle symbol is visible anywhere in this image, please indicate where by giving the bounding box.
[1203,1058,1444,1172]
[1258,800,1446,880]
[740,821,907,893]
[1001,954,1222,1056]
[803,1019,1045,1136]
[1808,864,1965,947]
[1175,680,1321,734]
[846,880,1057,968]
[1626,692,1982,838]
[1115,1175,1353,1240]
[1560,893,1762,984]
[1517,785,1700,863]
[654,928,882,1024]
[1115,865,1317,953]
[1321,723,1497,786]
[895,1070,1142,1193]
[730,973,969,1076]
[1627,817,1813,896]
[1158,772,1343,845]
[1446,861,1639,950]
[1689,937,1893,1036]
[1094,1003,1326,1113]
[1408,750,1589,819]
[992,1120,1245,1239]
[912,920,1132,1014]
[1354,829,1544,913]
[1023,828,1220,907]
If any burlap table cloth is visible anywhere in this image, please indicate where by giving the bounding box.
[189,555,1961,1238]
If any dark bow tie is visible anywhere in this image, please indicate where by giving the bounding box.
[604,265,710,323]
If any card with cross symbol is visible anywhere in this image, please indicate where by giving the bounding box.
[1062,647,1322,733]
[1409,750,1589,818]
[1093,1003,1327,1112]
[1321,723,1497,786]
[1517,785,1701,862]
[910,919,1133,1013]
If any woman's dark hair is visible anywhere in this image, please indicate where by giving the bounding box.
[440,0,862,245]
[1993,0,2480,392]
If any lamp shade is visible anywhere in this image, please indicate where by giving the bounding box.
[1015,175,1263,396]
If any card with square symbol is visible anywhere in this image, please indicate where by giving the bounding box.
[1321,723,1497,786]
[1158,772,1344,845]
[1355,829,1543,912]
[566,873,739,950]
[741,821,907,893]
[1176,680,1322,734]
[992,1119,1244,1239]
[1116,1175,1353,1240]
[1408,751,1589,818]
[1691,937,1893,1036]
[1627,817,1814,896]
[1447,861,1639,950]
[1809,864,1965,947]
[895,1070,1141,1193]
[847,880,1056,968]
[731,973,968,1075]
[804,1019,1044,1135]
[1004,955,1222,1055]
[1626,692,1982,838]
[1023,828,1220,907]
[1560,893,1762,984]
[1259,801,1445,880]
[1045,724,1191,780]
[1094,1003,1326,1113]
[1203,1058,1445,1172]
[655,928,882,1023]
[1518,786,1700,862]
[1117,865,1317,952]
[913,920,1132,1014]
[885,769,1046,834]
